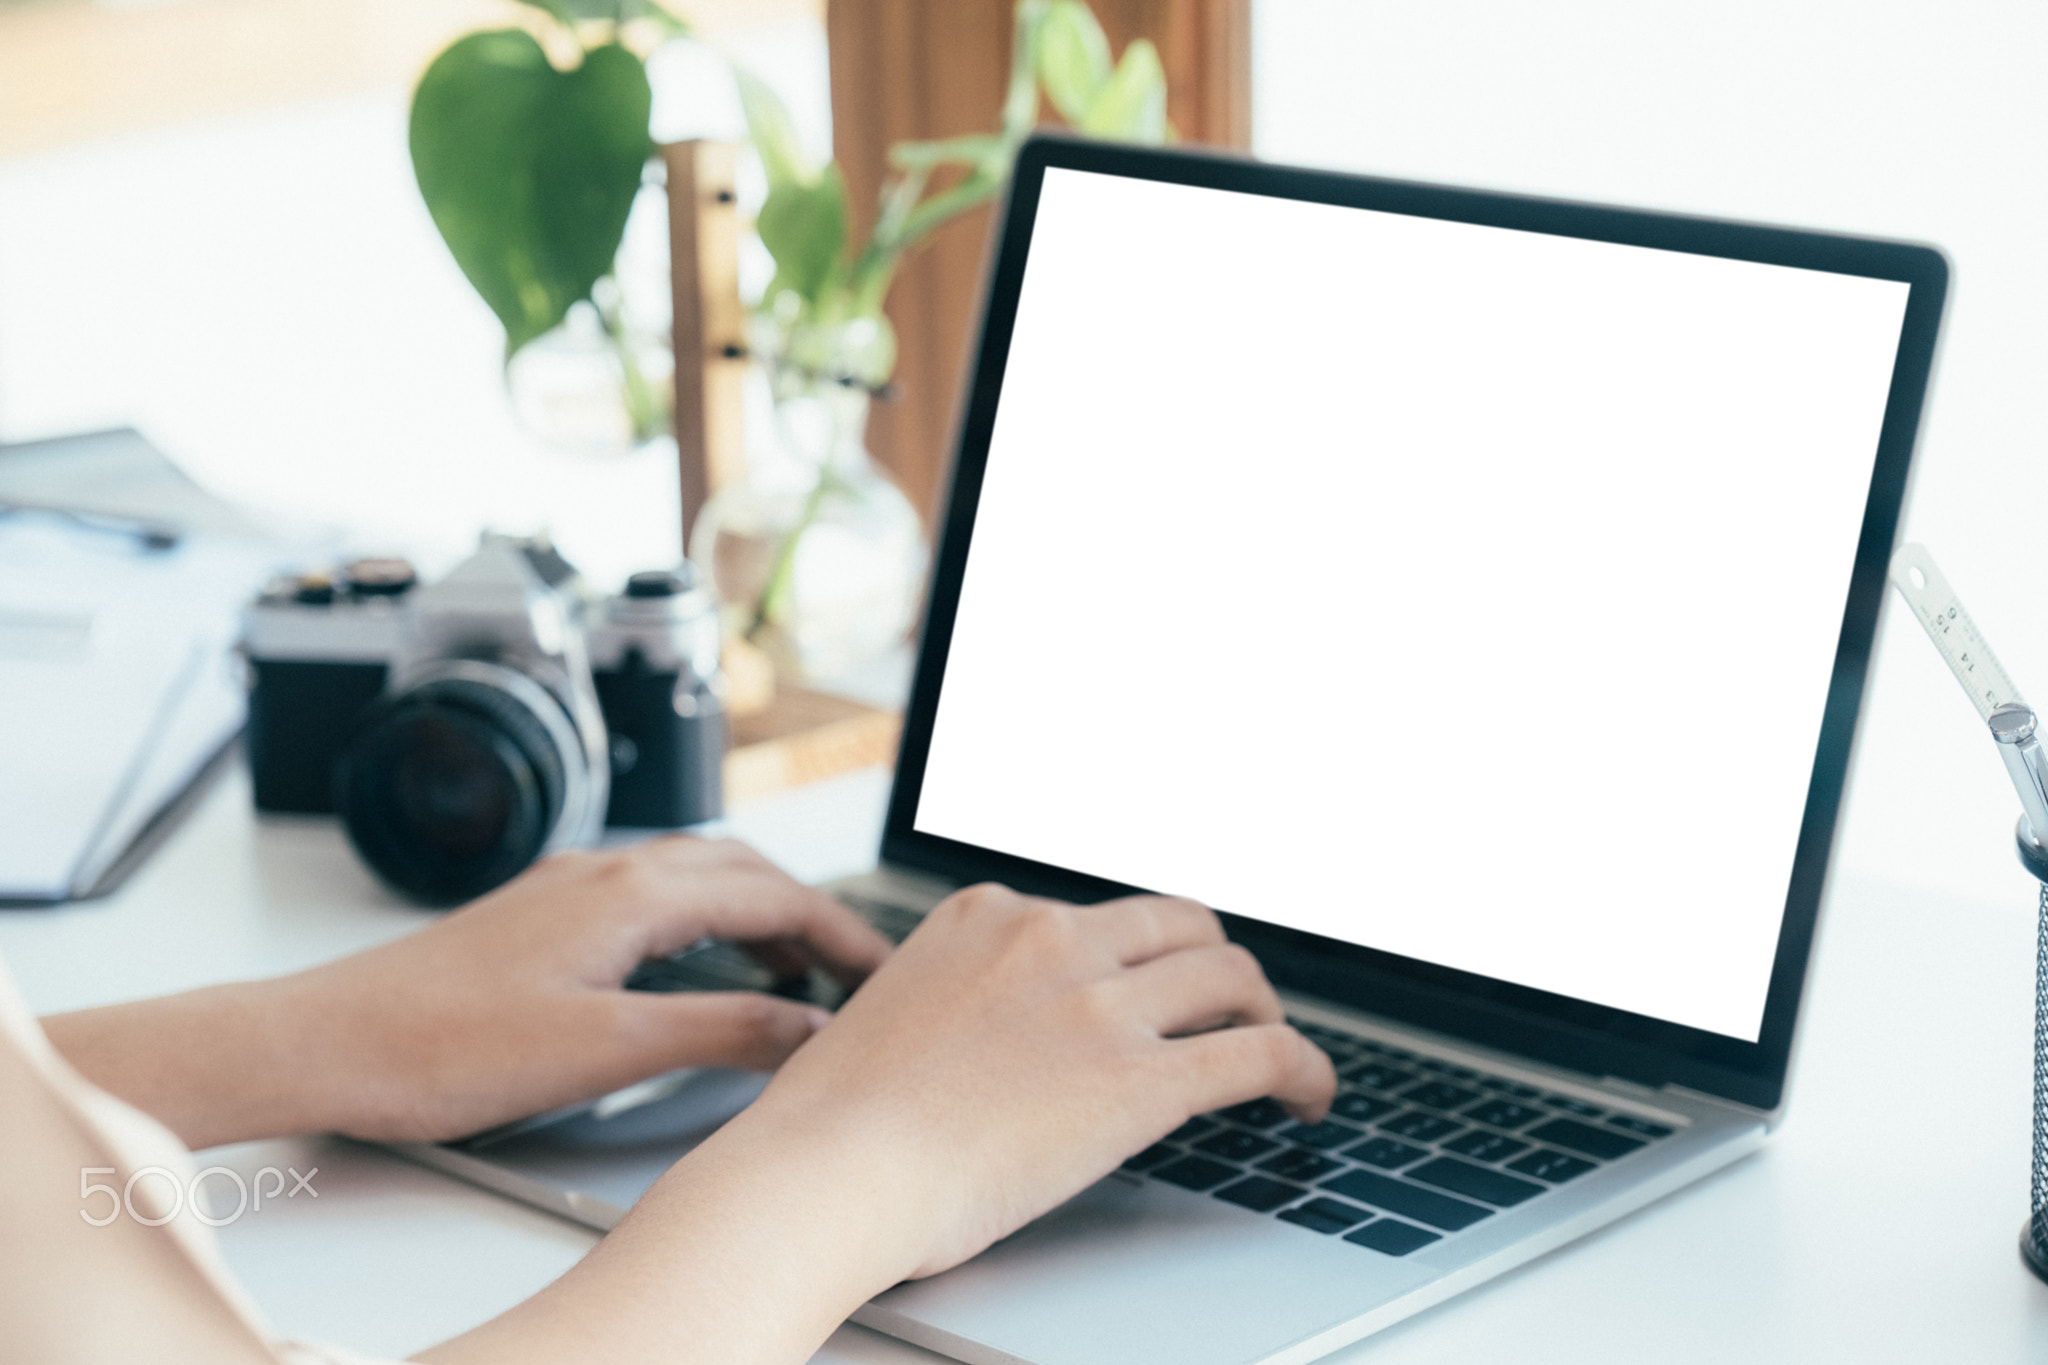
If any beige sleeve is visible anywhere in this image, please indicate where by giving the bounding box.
[0,957,403,1365]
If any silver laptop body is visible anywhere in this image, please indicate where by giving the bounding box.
[398,139,1947,1365]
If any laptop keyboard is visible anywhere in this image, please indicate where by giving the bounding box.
[628,893,1676,1258]
[1121,1020,1676,1257]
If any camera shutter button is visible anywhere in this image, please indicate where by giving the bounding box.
[625,569,687,598]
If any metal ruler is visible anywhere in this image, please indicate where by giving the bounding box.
[1889,542,2027,721]
[1890,542,2048,844]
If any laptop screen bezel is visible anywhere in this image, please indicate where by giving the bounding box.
[879,135,1948,1114]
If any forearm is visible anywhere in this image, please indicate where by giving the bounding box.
[41,977,341,1149]
[415,1109,924,1365]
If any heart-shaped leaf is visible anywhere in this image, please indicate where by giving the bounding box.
[735,65,814,188]
[410,30,652,358]
[757,165,848,309]
[1037,1,1113,124]
[1079,37,1168,142]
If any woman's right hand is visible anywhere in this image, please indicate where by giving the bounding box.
[733,882,1336,1279]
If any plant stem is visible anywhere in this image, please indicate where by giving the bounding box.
[595,287,667,443]
[748,464,839,640]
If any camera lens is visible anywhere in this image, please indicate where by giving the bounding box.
[337,673,571,904]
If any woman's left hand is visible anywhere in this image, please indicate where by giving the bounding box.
[43,836,893,1148]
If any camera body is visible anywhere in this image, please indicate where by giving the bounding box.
[241,536,724,903]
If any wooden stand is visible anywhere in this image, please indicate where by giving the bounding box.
[668,139,901,802]
[724,687,902,806]
[664,139,749,545]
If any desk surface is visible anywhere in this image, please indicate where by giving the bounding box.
[4,765,2047,1363]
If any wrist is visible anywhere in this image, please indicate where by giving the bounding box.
[43,975,344,1148]
[424,1102,943,1365]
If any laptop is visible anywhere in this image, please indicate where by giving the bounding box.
[396,137,1948,1365]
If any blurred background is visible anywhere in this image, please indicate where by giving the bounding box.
[3,0,2045,912]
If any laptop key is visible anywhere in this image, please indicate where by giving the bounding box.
[1321,1169,1493,1231]
[1544,1095,1606,1118]
[1122,1143,1176,1172]
[1525,1118,1646,1161]
[1406,1156,1547,1207]
[1216,1097,1290,1129]
[1379,1111,1463,1143]
[1442,1130,1530,1163]
[1152,1155,1239,1191]
[1293,1027,1353,1057]
[1258,1147,1342,1182]
[1344,1218,1442,1256]
[1214,1176,1305,1213]
[1507,1149,1599,1183]
[1330,1092,1399,1124]
[1607,1115,1675,1139]
[1463,1099,1546,1130]
[1344,1135,1430,1168]
[1400,1080,1483,1112]
[833,892,926,942]
[1195,1129,1280,1163]
[1341,1061,1419,1092]
[1275,1119,1361,1150]
[1279,1197,1372,1235]
[1415,1060,1478,1081]
[1168,1117,1219,1144]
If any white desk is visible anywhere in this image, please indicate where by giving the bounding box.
[4,764,2047,1363]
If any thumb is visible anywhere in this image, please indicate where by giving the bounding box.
[615,990,832,1075]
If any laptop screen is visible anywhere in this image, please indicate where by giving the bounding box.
[893,148,1940,1075]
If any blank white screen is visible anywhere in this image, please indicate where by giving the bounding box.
[914,168,1910,1042]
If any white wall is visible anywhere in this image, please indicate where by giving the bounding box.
[0,20,832,590]
[1253,0,2048,910]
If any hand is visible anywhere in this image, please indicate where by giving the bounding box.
[740,883,1337,1278]
[44,836,893,1148]
[304,836,896,1143]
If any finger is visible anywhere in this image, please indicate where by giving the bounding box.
[599,850,893,987]
[688,880,894,989]
[1169,1023,1337,1124]
[1079,895,1226,966]
[612,991,832,1076]
[1111,942,1285,1037]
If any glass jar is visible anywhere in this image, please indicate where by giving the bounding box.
[690,317,926,683]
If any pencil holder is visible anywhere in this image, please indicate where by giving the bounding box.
[2015,829,2048,1282]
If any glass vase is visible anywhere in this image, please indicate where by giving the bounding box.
[690,331,926,685]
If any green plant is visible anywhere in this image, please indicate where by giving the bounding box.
[407,0,1167,457]
[408,1,685,437]
[718,1,1171,655]
[741,0,1171,390]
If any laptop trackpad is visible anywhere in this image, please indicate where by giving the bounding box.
[858,1172,1435,1365]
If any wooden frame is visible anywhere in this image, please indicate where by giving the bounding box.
[665,139,749,545]
[826,0,1253,524]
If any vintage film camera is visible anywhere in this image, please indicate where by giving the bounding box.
[241,535,724,904]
